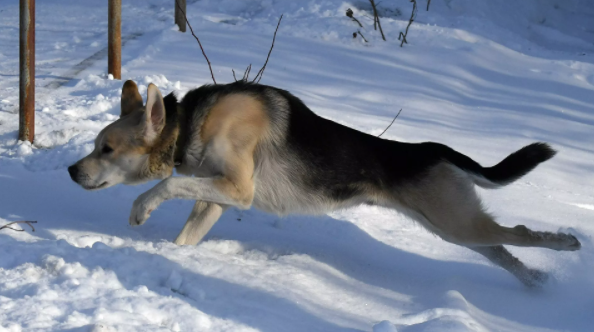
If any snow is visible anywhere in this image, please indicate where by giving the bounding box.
[1,0,593,331]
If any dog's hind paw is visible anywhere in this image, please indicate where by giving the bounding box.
[556,232,581,251]
[565,234,581,250]
[520,269,549,288]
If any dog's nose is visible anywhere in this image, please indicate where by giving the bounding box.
[68,165,79,181]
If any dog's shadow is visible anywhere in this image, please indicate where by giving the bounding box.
[136,205,587,332]
[189,208,589,332]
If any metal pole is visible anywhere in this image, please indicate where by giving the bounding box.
[108,0,121,79]
[19,0,35,142]
[175,0,186,32]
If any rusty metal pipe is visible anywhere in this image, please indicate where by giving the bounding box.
[108,0,121,79]
[19,0,35,142]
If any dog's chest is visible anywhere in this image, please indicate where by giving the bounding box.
[175,138,222,177]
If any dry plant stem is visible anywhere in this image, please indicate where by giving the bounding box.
[399,0,418,47]
[243,64,252,81]
[0,220,37,232]
[252,14,283,84]
[233,64,253,82]
[377,109,402,138]
[346,9,363,28]
[175,0,217,84]
[357,30,369,43]
[369,0,386,41]
[427,0,431,11]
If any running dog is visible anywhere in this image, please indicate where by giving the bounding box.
[68,80,581,286]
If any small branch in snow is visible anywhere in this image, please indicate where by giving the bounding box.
[0,220,37,232]
[175,0,217,84]
[369,0,386,41]
[354,30,369,43]
[346,8,363,28]
[377,109,402,138]
[399,0,418,47]
[252,14,283,84]
[427,0,431,11]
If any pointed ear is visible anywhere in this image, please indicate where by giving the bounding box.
[144,83,166,138]
[121,80,143,117]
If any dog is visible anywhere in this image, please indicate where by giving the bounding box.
[68,80,581,287]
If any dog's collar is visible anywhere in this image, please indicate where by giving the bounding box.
[172,119,185,167]
[144,92,185,177]
[171,94,188,168]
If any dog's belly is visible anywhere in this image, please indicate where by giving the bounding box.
[251,159,336,215]
[252,177,327,215]
[252,169,364,216]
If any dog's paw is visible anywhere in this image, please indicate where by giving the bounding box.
[521,269,549,288]
[557,232,581,251]
[129,195,157,226]
[565,234,581,251]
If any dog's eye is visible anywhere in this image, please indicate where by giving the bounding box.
[102,145,114,154]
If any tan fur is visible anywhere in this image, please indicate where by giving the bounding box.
[120,80,143,117]
[198,94,269,207]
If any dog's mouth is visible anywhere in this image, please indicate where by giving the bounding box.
[82,181,109,191]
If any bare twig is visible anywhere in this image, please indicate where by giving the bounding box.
[0,220,37,232]
[252,14,283,84]
[356,30,369,43]
[175,0,217,84]
[427,0,431,11]
[243,64,252,81]
[369,0,386,41]
[232,63,253,82]
[399,0,418,47]
[377,109,402,138]
[346,8,363,28]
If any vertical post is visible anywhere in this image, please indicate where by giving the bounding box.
[19,0,35,142]
[175,0,186,32]
[108,0,121,79]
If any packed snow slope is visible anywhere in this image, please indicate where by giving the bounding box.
[1,0,594,331]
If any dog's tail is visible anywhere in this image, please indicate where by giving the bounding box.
[443,142,556,189]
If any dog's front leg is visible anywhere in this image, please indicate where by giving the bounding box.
[174,201,227,246]
[129,177,252,226]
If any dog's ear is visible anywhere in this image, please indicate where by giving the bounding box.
[121,80,143,117]
[143,83,166,142]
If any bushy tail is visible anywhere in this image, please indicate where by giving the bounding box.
[466,143,556,188]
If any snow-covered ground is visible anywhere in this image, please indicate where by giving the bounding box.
[1,0,594,331]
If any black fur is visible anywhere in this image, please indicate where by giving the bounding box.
[481,143,556,185]
[172,81,555,200]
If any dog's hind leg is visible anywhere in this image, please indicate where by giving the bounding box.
[174,201,226,246]
[469,245,548,287]
[409,164,580,252]
[491,224,581,251]
[461,211,581,251]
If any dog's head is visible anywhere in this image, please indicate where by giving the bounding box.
[68,80,173,190]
